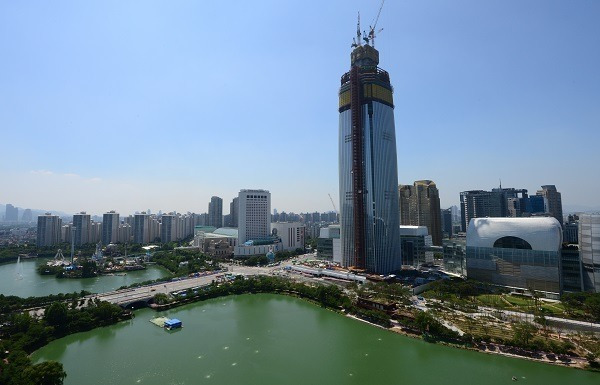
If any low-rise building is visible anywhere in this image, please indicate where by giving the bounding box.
[399,226,432,267]
[317,225,341,264]
[271,222,305,251]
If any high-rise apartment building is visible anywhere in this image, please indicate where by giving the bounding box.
[73,212,91,246]
[398,180,442,246]
[338,38,401,273]
[5,204,18,222]
[208,196,223,228]
[238,189,271,244]
[102,211,120,245]
[133,213,150,244]
[579,214,599,293]
[21,209,33,222]
[37,213,62,247]
[536,185,563,226]
[160,213,176,243]
[230,197,239,227]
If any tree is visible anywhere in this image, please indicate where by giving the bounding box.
[512,322,537,347]
[44,302,68,328]
[23,361,67,385]
[584,295,600,321]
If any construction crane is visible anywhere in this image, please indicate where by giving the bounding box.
[351,12,362,48]
[328,193,339,215]
[367,0,385,47]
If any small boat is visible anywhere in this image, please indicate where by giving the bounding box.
[512,376,518,381]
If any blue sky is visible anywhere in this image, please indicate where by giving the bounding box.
[1,0,599,215]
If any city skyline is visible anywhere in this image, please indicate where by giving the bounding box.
[1,1,599,215]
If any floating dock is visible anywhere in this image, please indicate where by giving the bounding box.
[149,317,170,327]
[149,317,183,330]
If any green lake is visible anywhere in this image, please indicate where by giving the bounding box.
[32,294,599,385]
[0,258,170,297]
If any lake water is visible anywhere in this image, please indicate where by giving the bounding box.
[32,294,599,385]
[0,258,170,297]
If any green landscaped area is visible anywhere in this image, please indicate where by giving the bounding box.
[424,291,572,318]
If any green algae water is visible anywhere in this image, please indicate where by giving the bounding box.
[0,258,170,297]
[32,294,598,385]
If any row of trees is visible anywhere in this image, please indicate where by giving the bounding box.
[165,275,352,310]
[562,292,600,322]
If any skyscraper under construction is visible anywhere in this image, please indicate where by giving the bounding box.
[338,24,401,274]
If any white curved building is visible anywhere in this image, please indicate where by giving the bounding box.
[466,217,562,295]
[466,217,562,252]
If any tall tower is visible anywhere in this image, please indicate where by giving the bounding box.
[339,31,401,273]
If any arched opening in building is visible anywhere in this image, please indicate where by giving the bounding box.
[493,236,532,250]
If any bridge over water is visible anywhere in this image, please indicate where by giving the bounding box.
[91,271,226,308]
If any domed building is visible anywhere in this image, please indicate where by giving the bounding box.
[466,217,562,297]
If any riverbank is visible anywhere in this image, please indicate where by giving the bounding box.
[31,294,600,385]
[346,311,590,370]
[135,275,598,372]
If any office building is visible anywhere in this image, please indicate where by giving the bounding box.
[441,208,453,238]
[536,185,563,225]
[525,195,547,215]
[208,196,223,228]
[561,245,583,292]
[563,215,579,244]
[102,211,119,245]
[466,217,562,297]
[399,226,433,267]
[271,222,305,251]
[235,189,280,256]
[460,190,504,232]
[338,35,401,273]
[399,180,442,246]
[37,213,62,247]
[443,239,466,276]
[73,212,91,246]
[317,225,342,264]
[579,214,600,292]
[238,190,271,244]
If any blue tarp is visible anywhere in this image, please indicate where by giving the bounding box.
[164,319,182,328]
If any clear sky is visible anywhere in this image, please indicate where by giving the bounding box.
[1,0,599,216]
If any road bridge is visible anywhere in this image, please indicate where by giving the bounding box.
[91,271,226,307]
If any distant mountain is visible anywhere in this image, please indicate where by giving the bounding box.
[0,203,72,222]
[563,204,600,214]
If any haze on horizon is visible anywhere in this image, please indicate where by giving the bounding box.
[1,0,599,216]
